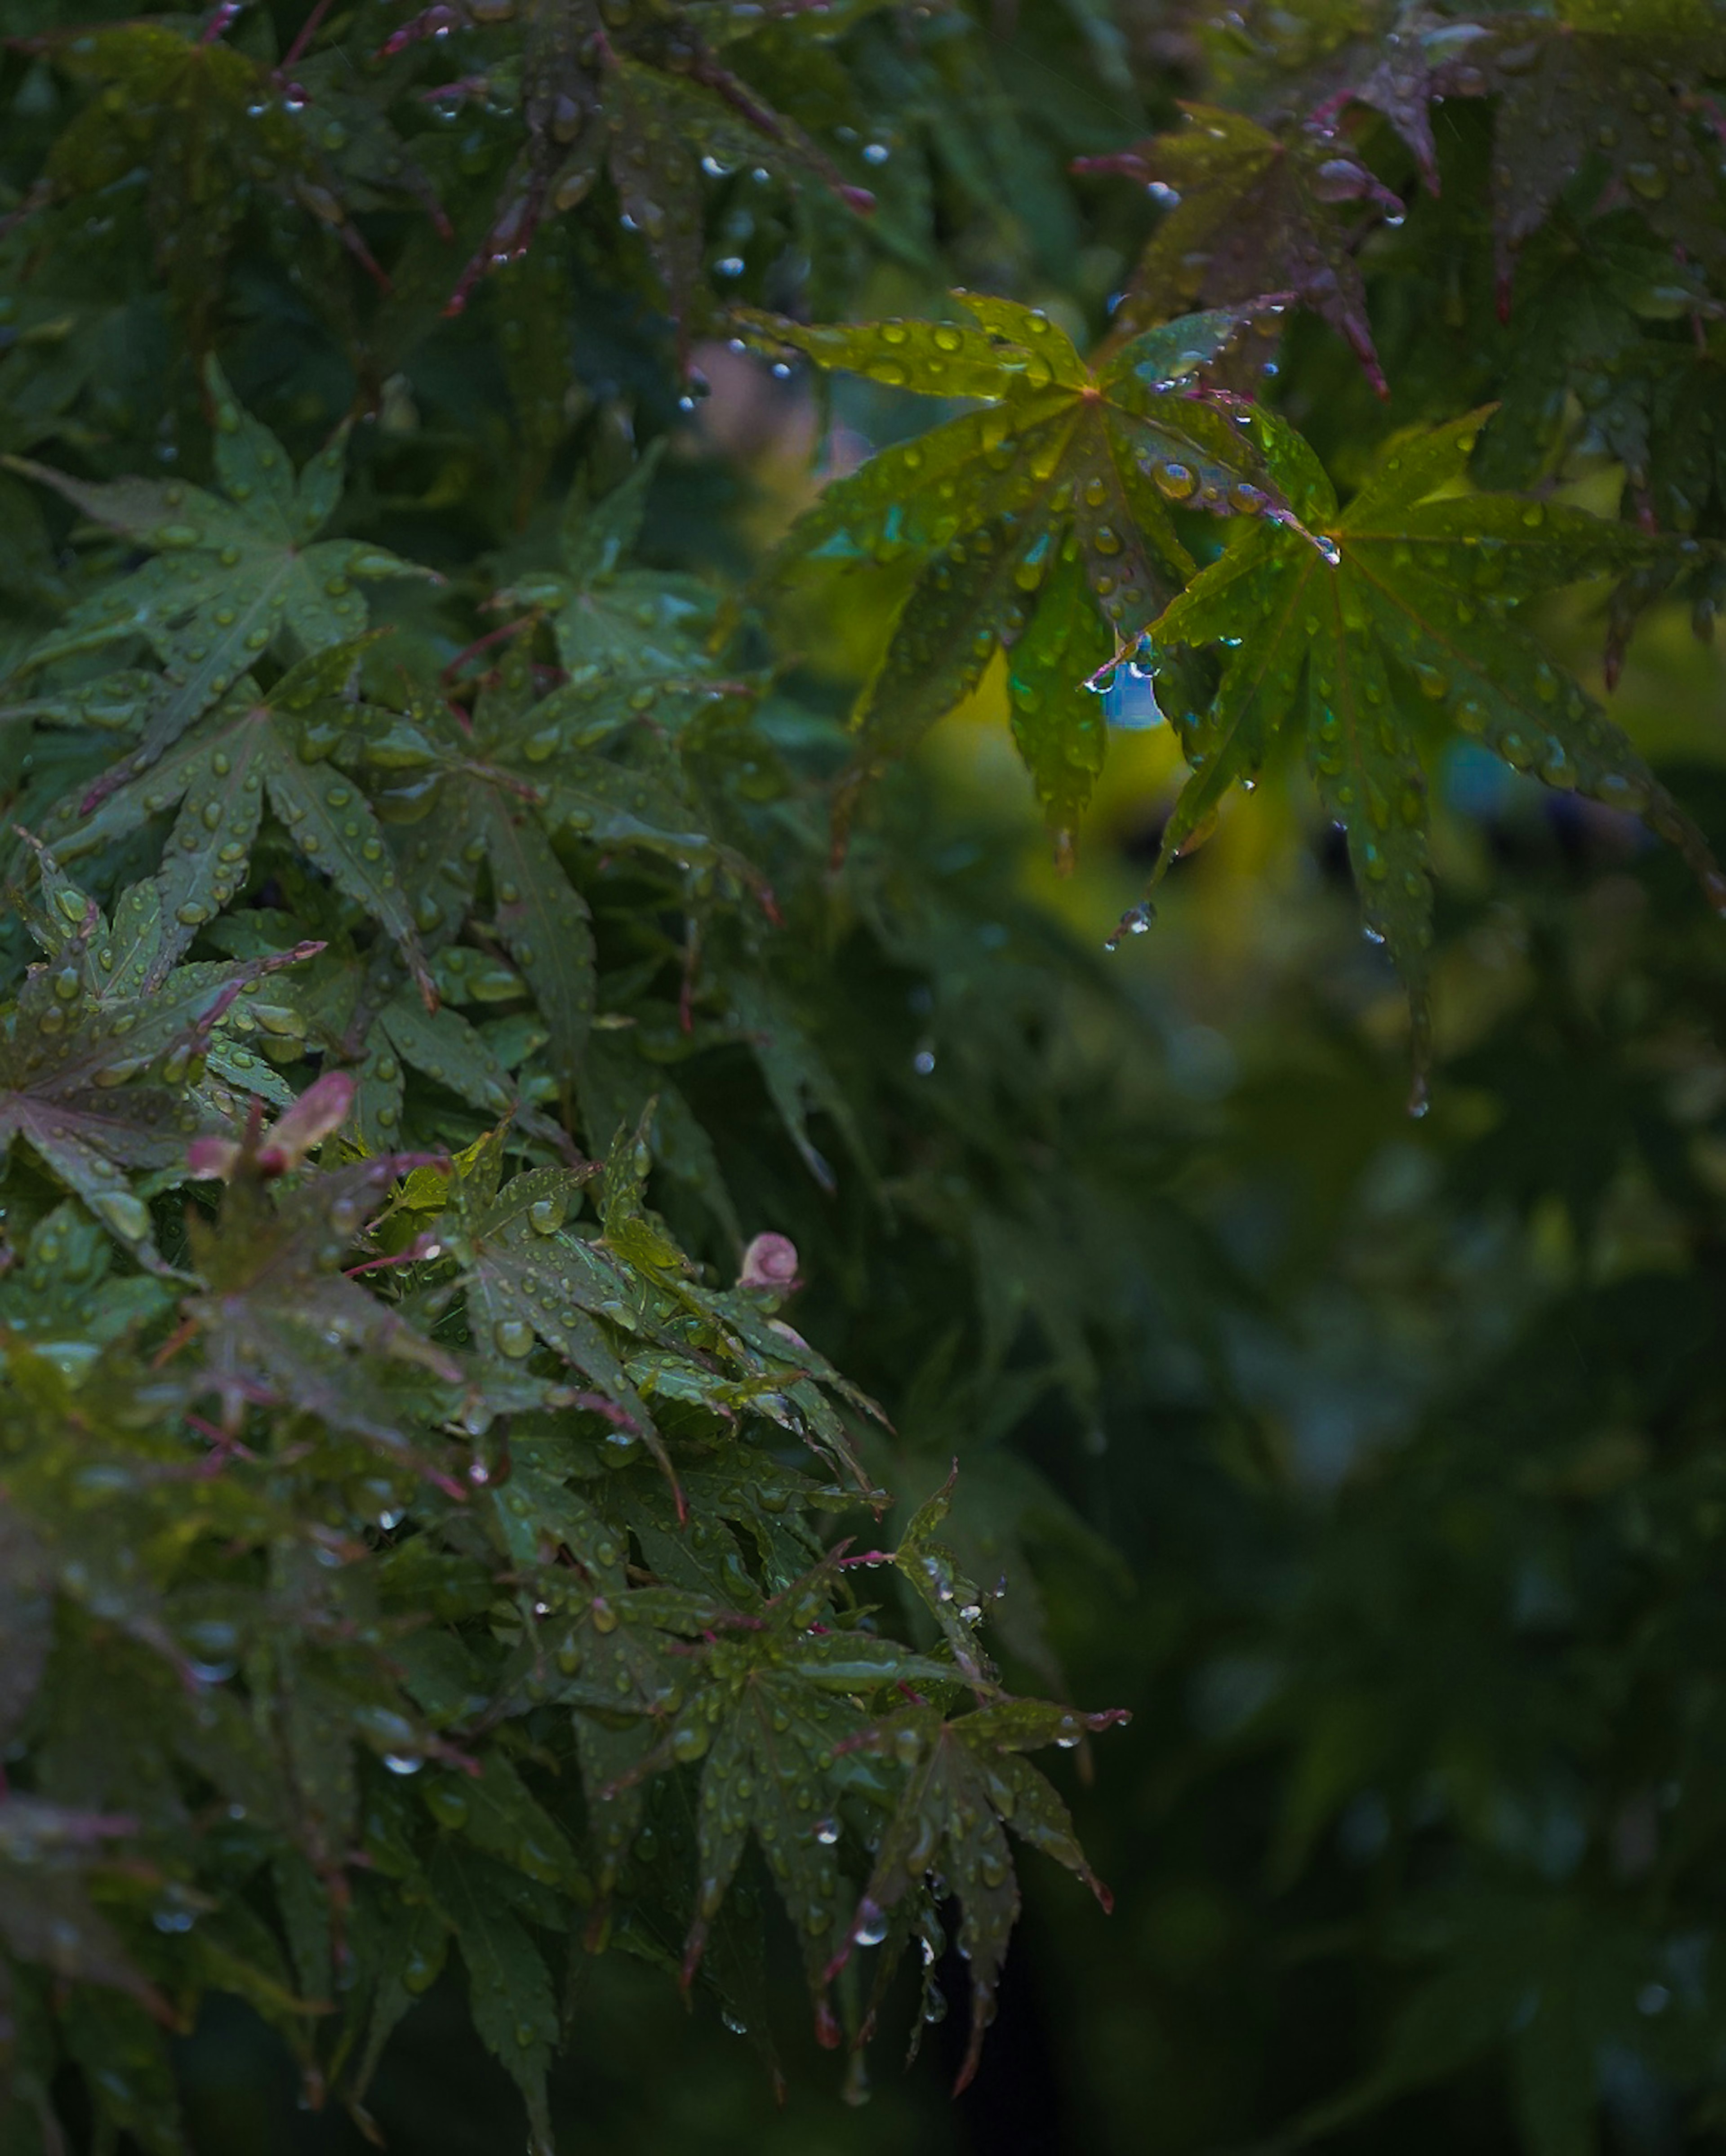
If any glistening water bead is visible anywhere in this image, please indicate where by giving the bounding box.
[1105,901,1156,952]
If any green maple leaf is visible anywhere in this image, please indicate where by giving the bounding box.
[381,658,598,1097]
[594,1114,883,1490]
[182,1154,464,1458]
[355,983,565,1155]
[428,1843,561,2156]
[1078,104,1403,393]
[415,1751,587,1904]
[642,1557,953,2033]
[1323,13,1726,306]
[441,1135,681,1490]
[741,295,1308,837]
[891,1462,996,1692]
[338,622,759,1103]
[1144,409,1726,1085]
[501,444,724,713]
[38,639,438,1004]
[14,831,179,1006]
[387,0,879,325]
[443,1120,877,1502]
[4,359,432,791]
[1475,223,1722,501]
[0,1201,170,1376]
[830,1696,1125,2091]
[198,916,570,1160]
[18,23,384,331]
[1470,19,1726,306]
[0,905,316,1258]
[481,1440,688,1902]
[0,1800,169,2024]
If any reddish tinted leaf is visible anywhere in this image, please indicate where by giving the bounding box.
[1080,105,1402,395]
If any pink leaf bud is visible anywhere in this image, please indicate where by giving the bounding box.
[738,1231,799,1291]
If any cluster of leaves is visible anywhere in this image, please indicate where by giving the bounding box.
[7,0,1726,2151]
[0,364,1136,2150]
[721,0,1726,1085]
[0,0,1117,462]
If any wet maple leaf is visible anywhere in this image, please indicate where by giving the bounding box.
[4,359,432,795]
[188,903,570,1157]
[182,1150,464,1457]
[593,1113,883,1488]
[427,1843,561,2156]
[1472,225,1722,504]
[1315,12,1726,312]
[15,22,387,334]
[343,653,602,1098]
[743,294,1311,840]
[0,908,318,1259]
[35,639,439,1005]
[380,0,878,327]
[631,1555,952,2031]
[1077,104,1404,395]
[441,1118,879,1501]
[0,1799,170,2024]
[829,1696,1127,2092]
[377,584,768,1098]
[1472,22,1726,310]
[498,442,730,722]
[440,1136,668,1466]
[1141,410,1726,1087]
[0,1200,172,1370]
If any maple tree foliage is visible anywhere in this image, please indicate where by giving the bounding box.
[3,0,1726,2152]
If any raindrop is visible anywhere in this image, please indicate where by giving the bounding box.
[91,1190,151,1242]
[1104,901,1156,951]
[1309,157,1375,204]
[383,1753,423,1776]
[814,1816,840,1845]
[426,1783,469,1829]
[853,1899,889,1947]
